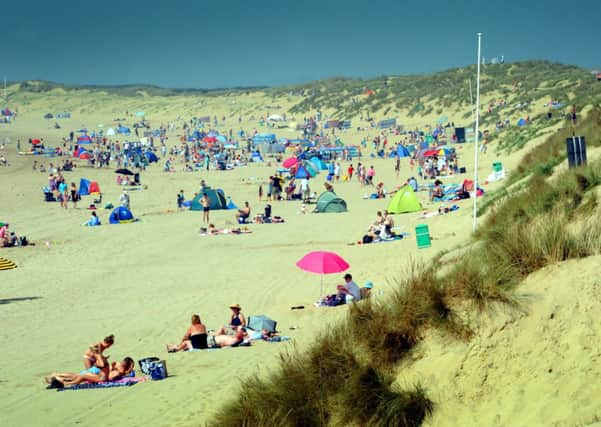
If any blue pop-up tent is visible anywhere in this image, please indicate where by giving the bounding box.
[79,178,91,196]
[294,165,312,179]
[109,206,135,224]
[145,151,159,163]
[396,145,410,157]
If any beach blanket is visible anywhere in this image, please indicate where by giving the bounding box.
[0,257,17,270]
[372,233,409,243]
[57,377,146,392]
[189,341,252,351]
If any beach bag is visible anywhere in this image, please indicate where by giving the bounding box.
[138,357,160,375]
[149,360,168,380]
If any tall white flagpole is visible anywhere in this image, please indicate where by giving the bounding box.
[473,33,482,233]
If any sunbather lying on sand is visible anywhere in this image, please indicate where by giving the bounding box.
[199,224,252,235]
[45,357,134,389]
[207,328,247,348]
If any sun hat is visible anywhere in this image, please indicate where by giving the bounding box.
[364,281,373,289]
[229,303,241,310]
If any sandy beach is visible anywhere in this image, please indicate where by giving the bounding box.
[1,84,600,427]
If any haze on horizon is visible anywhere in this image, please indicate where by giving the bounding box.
[2,0,600,89]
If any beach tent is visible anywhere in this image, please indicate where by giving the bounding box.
[44,113,53,119]
[315,192,347,213]
[303,162,318,176]
[311,157,328,171]
[135,111,145,117]
[109,206,135,224]
[56,112,71,119]
[387,185,422,214]
[294,164,312,179]
[78,179,100,195]
[77,135,92,144]
[268,114,284,122]
[396,145,410,157]
[117,126,131,135]
[251,151,263,162]
[106,128,115,136]
[79,178,91,196]
[88,181,101,195]
[190,188,228,211]
[252,133,276,144]
[145,151,159,163]
[517,118,527,126]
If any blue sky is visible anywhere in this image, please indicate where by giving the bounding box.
[2,0,599,88]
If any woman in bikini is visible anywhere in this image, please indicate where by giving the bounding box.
[83,334,114,370]
[216,304,246,335]
[46,357,134,389]
[166,314,208,352]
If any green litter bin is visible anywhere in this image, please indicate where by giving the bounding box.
[492,162,503,172]
[415,224,431,249]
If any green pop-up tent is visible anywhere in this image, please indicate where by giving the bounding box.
[387,185,422,214]
[190,188,228,210]
[315,191,347,213]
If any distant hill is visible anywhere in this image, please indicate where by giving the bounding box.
[7,61,601,121]
[10,80,268,97]
[267,60,601,120]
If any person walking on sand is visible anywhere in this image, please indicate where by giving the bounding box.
[70,182,79,209]
[59,180,69,209]
[177,190,185,210]
[201,192,210,224]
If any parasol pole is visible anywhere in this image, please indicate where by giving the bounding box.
[473,32,482,233]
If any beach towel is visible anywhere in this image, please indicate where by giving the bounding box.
[188,341,252,351]
[57,377,146,392]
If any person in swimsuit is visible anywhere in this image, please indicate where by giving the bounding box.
[166,314,208,352]
[207,328,246,348]
[46,357,134,389]
[216,303,246,335]
[70,182,79,208]
[83,334,114,370]
[201,193,210,225]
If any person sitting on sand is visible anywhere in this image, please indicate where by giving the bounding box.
[46,357,134,389]
[236,201,251,223]
[336,273,362,303]
[167,314,208,352]
[0,223,10,247]
[83,334,114,370]
[431,180,444,201]
[216,303,246,335]
[382,211,395,236]
[84,211,101,227]
[375,182,385,198]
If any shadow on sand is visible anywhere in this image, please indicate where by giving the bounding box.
[0,296,42,305]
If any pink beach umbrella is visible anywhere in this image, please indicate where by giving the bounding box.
[282,157,299,168]
[296,250,350,297]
